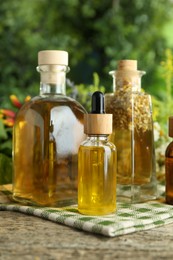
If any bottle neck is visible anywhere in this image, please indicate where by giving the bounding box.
[37,65,69,95]
[110,70,145,92]
[87,135,108,142]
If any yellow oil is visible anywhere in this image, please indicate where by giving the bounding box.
[110,128,155,185]
[13,96,85,206]
[78,145,117,215]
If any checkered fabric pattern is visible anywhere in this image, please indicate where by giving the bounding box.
[1,187,173,237]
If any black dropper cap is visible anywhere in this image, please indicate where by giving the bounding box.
[91,91,105,114]
[84,91,112,134]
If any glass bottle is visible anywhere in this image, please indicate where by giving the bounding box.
[78,91,117,215]
[12,50,86,206]
[165,116,173,205]
[105,60,157,203]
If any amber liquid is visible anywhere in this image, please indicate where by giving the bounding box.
[165,143,173,204]
[105,92,156,202]
[110,128,154,185]
[13,95,85,206]
[78,145,117,215]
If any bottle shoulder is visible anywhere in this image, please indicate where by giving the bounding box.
[33,94,85,107]
[105,91,151,110]
[15,94,86,117]
[165,141,173,157]
[80,138,116,151]
[105,91,150,97]
[14,94,86,131]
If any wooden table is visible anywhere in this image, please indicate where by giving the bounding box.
[0,211,173,260]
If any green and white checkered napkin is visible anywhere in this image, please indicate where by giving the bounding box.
[1,185,173,237]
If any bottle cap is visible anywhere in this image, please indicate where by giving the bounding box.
[117,60,137,71]
[169,116,173,137]
[38,50,68,66]
[84,91,112,135]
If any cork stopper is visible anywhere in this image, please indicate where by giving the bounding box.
[169,116,173,137]
[117,60,137,71]
[38,50,68,66]
[84,91,112,135]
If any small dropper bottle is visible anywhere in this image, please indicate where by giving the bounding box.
[78,91,117,215]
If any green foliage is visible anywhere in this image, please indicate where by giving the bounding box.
[0,153,12,184]
[0,119,8,140]
[0,120,12,157]
[67,73,105,111]
[152,49,173,131]
[0,0,173,101]
[0,121,12,185]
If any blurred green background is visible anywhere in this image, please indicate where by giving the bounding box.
[1,0,173,100]
[1,0,173,182]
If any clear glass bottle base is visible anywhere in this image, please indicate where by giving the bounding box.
[166,197,173,205]
[117,183,157,203]
[12,194,77,207]
[78,207,116,216]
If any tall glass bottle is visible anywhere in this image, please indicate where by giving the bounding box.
[105,60,157,203]
[12,50,86,206]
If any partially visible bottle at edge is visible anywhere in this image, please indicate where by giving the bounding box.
[12,50,86,206]
[165,116,173,205]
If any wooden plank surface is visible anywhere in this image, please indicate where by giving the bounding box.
[0,211,173,260]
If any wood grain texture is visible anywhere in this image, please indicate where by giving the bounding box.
[84,114,112,135]
[0,211,173,260]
